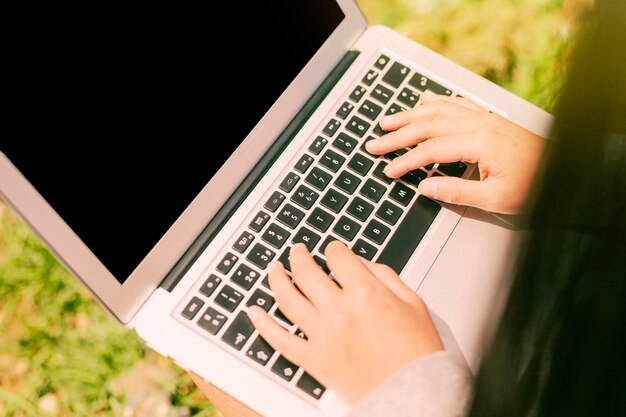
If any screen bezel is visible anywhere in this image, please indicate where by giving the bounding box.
[0,0,367,324]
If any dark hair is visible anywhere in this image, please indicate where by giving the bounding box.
[465,1,626,416]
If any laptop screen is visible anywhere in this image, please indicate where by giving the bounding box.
[3,2,345,283]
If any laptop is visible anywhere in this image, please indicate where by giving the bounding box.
[0,1,554,416]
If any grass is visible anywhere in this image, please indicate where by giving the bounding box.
[0,1,591,416]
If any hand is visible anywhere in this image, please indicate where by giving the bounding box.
[366,94,546,214]
[248,241,444,404]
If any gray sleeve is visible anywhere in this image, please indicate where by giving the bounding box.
[346,351,472,417]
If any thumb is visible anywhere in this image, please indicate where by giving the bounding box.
[418,176,493,210]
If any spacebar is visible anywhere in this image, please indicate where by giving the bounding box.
[376,195,442,274]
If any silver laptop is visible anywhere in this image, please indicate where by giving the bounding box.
[0,1,553,416]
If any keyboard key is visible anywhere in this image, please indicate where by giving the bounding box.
[333,216,361,241]
[264,191,286,213]
[297,372,326,400]
[385,103,405,116]
[276,203,305,229]
[233,231,255,253]
[249,211,270,233]
[360,136,379,157]
[385,148,408,160]
[199,274,222,297]
[261,274,270,289]
[306,207,335,233]
[362,69,379,86]
[291,184,319,210]
[398,87,420,108]
[215,285,244,312]
[358,99,383,121]
[376,196,442,273]
[333,132,359,155]
[346,115,371,138]
[246,243,276,269]
[372,161,393,184]
[272,355,299,382]
[246,288,275,312]
[334,170,361,195]
[376,200,403,226]
[349,85,367,102]
[292,226,321,252]
[246,335,275,366]
[305,167,333,191]
[371,84,394,104]
[372,122,389,136]
[319,235,339,255]
[197,307,228,335]
[278,172,300,193]
[273,307,293,326]
[231,263,261,291]
[294,154,314,174]
[322,118,341,137]
[278,246,292,271]
[438,161,467,177]
[320,188,348,213]
[352,239,377,261]
[319,149,346,173]
[408,72,453,96]
[262,223,291,249]
[401,169,427,187]
[347,152,374,176]
[374,54,390,70]
[347,196,374,222]
[222,311,255,351]
[389,182,416,206]
[382,62,410,88]
[360,178,387,203]
[181,296,204,320]
[363,219,391,245]
[312,255,330,274]
[308,136,328,155]
[216,252,238,275]
[336,101,354,120]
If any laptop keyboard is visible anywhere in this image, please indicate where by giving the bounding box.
[175,52,467,405]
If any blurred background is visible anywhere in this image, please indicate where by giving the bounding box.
[0,0,592,416]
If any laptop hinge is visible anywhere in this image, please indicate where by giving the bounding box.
[159,49,361,291]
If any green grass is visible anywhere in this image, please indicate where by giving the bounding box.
[0,1,590,416]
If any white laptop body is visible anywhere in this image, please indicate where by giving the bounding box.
[0,1,553,416]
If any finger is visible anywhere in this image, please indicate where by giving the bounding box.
[248,306,309,365]
[359,260,419,306]
[267,260,317,331]
[418,92,487,112]
[289,243,341,307]
[324,240,379,289]
[383,133,480,178]
[417,175,497,210]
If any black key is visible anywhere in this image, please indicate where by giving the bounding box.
[372,122,388,136]
[425,163,435,170]
[262,223,291,249]
[197,307,228,335]
[336,101,354,120]
[297,372,326,400]
[306,207,335,233]
[276,203,305,229]
[376,196,442,273]
[385,103,405,116]
[408,72,453,96]
[333,132,359,155]
[246,243,276,270]
[389,182,416,206]
[361,136,379,157]
[264,191,286,213]
[346,196,374,222]
[294,328,308,340]
[291,184,319,210]
[374,54,390,70]
[261,274,270,289]
[349,85,367,102]
[215,285,244,312]
[320,188,348,213]
[246,288,275,312]
[233,231,255,253]
[358,99,383,121]
[360,178,387,203]
[308,136,328,155]
[278,246,291,272]
[346,115,371,138]
[271,355,299,382]
[385,148,408,160]
[319,149,346,173]
[376,200,404,226]
[294,154,314,174]
[278,172,300,193]
[199,274,222,297]
[216,252,238,275]
[401,169,427,187]
[322,118,341,137]
[246,335,275,366]
[397,87,420,108]
[362,69,379,86]
[438,161,467,177]
[363,219,391,245]
[319,235,339,255]
[382,62,410,88]
[249,211,270,233]
[305,166,333,191]
[231,263,261,291]
[221,311,255,351]
[333,216,361,241]
[371,84,394,104]
[181,296,204,320]
[292,226,321,252]
[352,239,377,261]
[273,307,293,326]
[372,161,393,184]
[312,255,330,274]
[347,152,374,176]
[334,170,361,195]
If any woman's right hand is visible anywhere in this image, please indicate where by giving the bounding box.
[366,94,546,214]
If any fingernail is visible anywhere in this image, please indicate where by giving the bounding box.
[267,261,279,274]
[248,306,260,320]
[380,115,394,126]
[366,138,380,151]
[383,161,395,175]
[419,180,437,196]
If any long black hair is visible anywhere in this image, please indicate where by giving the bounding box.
[465,0,626,416]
